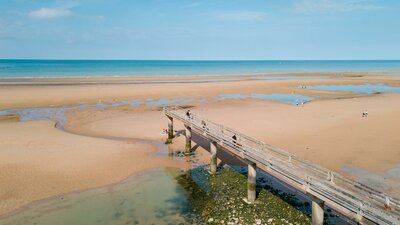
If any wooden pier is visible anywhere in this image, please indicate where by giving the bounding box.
[164,106,400,225]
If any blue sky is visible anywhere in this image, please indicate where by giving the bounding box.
[0,0,399,60]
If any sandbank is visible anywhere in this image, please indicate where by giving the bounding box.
[0,71,399,217]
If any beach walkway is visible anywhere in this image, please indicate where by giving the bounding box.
[164,106,400,225]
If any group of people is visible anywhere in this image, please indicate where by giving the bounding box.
[362,110,369,117]
[185,109,240,147]
[186,110,208,129]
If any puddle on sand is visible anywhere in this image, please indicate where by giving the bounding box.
[0,168,199,225]
[341,165,400,197]
[250,75,327,80]
[369,71,400,76]
[305,83,400,94]
[218,93,313,105]
[145,98,198,107]
[0,92,314,123]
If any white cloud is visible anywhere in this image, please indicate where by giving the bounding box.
[294,0,382,13]
[213,10,268,22]
[28,7,72,19]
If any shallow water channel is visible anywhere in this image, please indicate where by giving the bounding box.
[305,83,400,94]
[0,92,314,124]
[0,169,197,225]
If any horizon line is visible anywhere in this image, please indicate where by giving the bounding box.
[1,59,400,61]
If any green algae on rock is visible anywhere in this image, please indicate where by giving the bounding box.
[175,167,312,225]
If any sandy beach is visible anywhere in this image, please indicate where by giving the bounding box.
[0,119,186,216]
[0,72,399,217]
[2,1,400,223]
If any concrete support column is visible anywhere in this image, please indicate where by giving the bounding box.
[247,163,257,203]
[185,125,192,154]
[166,116,174,144]
[210,141,217,174]
[311,195,325,225]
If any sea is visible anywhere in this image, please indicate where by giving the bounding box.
[0,60,400,78]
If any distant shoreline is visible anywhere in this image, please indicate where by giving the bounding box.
[0,73,330,85]
[1,60,400,79]
[0,71,398,86]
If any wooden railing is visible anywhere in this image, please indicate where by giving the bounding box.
[164,106,400,225]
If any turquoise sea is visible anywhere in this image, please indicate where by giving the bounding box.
[0,60,400,78]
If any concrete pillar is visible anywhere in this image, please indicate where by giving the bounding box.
[247,163,257,203]
[166,116,174,144]
[311,195,325,225]
[210,141,217,174]
[185,125,192,154]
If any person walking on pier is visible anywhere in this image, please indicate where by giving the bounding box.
[232,134,237,147]
[186,110,192,119]
[201,120,207,129]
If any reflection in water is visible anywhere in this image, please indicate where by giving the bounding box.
[0,169,197,225]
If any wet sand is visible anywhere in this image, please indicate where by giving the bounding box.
[1,72,400,111]
[0,72,399,216]
[0,120,186,216]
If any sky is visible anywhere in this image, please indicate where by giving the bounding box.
[0,0,399,60]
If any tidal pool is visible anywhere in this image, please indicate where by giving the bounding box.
[341,165,400,194]
[250,75,327,80]
[0,162,356,225]
[305,83,400,94]
[0,92,314,124]
[219,93,313,105]
[0,169,198,225]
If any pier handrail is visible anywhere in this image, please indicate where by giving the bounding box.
[164,105,400,225]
